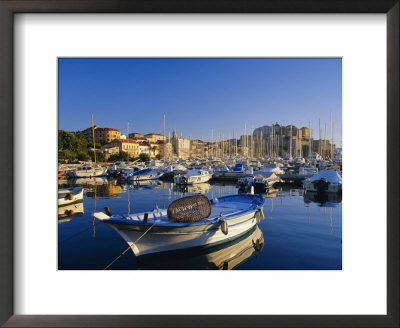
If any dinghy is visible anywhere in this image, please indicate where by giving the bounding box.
[58,187,83,206]
[94,194,265,257]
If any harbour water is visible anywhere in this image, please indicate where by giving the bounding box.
[58,178,342,270]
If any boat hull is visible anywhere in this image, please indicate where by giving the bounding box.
[71,168,107,178]
[174,173,212,185]
[58,187,83,206]
[129,172,162,181]
[109,210,258,256]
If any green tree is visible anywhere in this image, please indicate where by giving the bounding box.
[139,153,150,162]
[58,130,87,153]
[62,150,77,161]
[108,151,128,162]
[89,150,106,162]
[77,152,90,162]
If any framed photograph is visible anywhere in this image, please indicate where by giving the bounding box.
[1,1,398,327]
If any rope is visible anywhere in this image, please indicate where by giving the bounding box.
[59,221,102,245]
[103,221,156,270]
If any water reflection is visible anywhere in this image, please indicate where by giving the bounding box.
[173,182,211,195]
[303,191,342,206]
[58,179,342,270]
[60,177,109,186]
[58,202,84,219]
[86,182,122,198]
[129,179,161,190]
[136,226,264,270]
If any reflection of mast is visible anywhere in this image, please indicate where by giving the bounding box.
[92,184,96,238]
[127,184,131,215]
[91,113,97,163]
[329,207,333,234]
[163,182,166,209]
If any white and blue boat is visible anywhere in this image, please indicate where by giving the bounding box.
[129,168,163,182]
[94,194,265,257]
[303,170,342,194]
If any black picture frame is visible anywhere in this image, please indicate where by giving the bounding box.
[0,1,398,327]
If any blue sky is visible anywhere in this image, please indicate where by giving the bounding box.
[58,58,342,146]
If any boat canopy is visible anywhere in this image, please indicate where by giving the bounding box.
[233,163,244,172]
[309,170,342,183]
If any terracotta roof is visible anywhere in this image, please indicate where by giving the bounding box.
[110,138,139,144]
[98,127,120,132]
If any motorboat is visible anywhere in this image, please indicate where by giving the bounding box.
[237,175,254,188]
[174,169,212,185]
[58,165,76,176]
[160,164,188,180]
[129,168,163,182]
[258,165,285,175]
[303,170,342,193]
[254,172,282,191]
[293,156,306,165]
[94,194,265,257]
[58,187,83,206]
[68,164,107,178]
[212,163,253,181]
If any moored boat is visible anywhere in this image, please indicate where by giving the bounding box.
[129,168,163,182]
[68,164,107,178]
[94,194,265,257]
[173,169,212,185]
[254,172,282,191]
[58,187,83,206]
[303,170,342,193]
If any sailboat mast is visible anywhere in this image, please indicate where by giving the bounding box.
[244,123,247,157]
[127,122,130,161]
[324,123,327,160]
[163,114,166,163]
[290,125,292,158]
[91,113,96,164]
[330,111,333,160]
[211,129,213,158]
[308,121,311,159]
[318,118,321,157]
